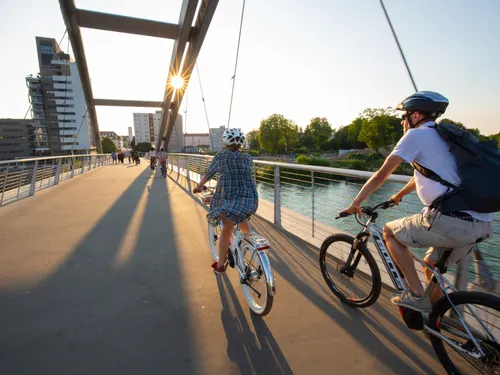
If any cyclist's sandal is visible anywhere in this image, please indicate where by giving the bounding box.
[211,261,227,275]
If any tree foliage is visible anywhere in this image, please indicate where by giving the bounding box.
[358,108,402,151]
[101,137,117,153]
[259,114,299,153]
[246,130,260,149]
[309,117,332,150]
[136,142,152,152]
[298,126,314,150]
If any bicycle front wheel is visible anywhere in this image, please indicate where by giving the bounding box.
[428,291,500,375]
[319,233,381,308]
[241,242,274,316]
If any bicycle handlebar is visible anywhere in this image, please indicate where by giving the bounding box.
[335,200,397,220]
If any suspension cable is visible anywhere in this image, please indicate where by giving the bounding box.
[70,108,88,153]
[379,0,418,92]
[227,0,247,128]
[195,62,215,151]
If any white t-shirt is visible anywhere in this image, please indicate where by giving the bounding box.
[149,151,157,158]
[157,151,167,159]
[390,121,492,221]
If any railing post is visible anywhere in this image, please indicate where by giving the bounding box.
[88,156,92,171]
[1,167,9,205]
[199,157,203,182]
[54,158,62,185]
[29,160,38,196]
[312,171,315,238]
[93,156,98,169]
[186,157,190,181]
[80,156,85,175]
[16,162,26,198]
[70,157,76,179]
[274,166,281,227]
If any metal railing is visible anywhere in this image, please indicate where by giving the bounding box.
[0,154,112,206]
[166,153,500,298]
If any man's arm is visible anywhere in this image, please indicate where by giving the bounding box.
[391,176,416,204]
[343,154,405,216]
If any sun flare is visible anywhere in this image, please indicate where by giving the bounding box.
[171,75,184,89]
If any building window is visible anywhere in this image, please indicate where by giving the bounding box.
[40,45,54,54]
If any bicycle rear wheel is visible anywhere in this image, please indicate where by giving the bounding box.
[319,233,381,308]
[241,241,274,316]
[428,291,500,374]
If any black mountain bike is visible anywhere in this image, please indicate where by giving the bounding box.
[319,201,500,374]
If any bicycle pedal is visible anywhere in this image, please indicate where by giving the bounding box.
[398,306,424,331]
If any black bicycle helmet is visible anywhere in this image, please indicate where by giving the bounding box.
[395,91,449,118]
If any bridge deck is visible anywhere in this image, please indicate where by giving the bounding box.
[0,164,445,374]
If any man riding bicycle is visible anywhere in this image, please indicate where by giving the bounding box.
[157,147,167,176]
[340,91,492,312]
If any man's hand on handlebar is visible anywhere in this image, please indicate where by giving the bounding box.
[388,194,403,206]
[339,202,362,218]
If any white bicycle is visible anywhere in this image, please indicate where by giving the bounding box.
[199,187,276,316]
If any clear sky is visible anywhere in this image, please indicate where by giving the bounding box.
[1,0,499,137]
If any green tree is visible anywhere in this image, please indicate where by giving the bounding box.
[130,136,136,150]
[334,125,350,149]
[299,125,314,150]
[309,117,332,150]
[281,121,299,153]
[259,114,298,154]
[358,108,401,151]
[346,117,367,149]
[101,136,117,153]
[246,130,260,149]
[136,142,152,152]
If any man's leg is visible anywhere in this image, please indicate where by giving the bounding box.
[383,226,425,296]
[423,253,442,304]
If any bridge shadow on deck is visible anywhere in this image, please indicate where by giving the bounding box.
[0,166,197,375]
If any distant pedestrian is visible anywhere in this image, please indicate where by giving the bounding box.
[111,151,117,164]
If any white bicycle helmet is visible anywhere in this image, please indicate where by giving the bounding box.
[222,128,246,146]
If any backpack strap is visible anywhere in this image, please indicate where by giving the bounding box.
[411,161,457,189]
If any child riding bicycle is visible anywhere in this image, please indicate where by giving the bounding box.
[193,128,258,274]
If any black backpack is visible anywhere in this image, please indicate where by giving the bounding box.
[411,122,500,213]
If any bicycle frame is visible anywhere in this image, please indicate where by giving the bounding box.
[362,218,496,357]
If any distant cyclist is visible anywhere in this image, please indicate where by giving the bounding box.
[192,128,258,274]
[157,147,167,176]
[148,147,157,171]
[339,91,492,312]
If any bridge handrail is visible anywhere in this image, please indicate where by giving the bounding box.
[0,154,112,206]
[0,153,110,166]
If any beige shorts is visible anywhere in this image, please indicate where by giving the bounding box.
[385,211,492,266]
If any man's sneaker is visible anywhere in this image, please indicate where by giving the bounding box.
[211,261,226,275]
[390,290,432,312]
